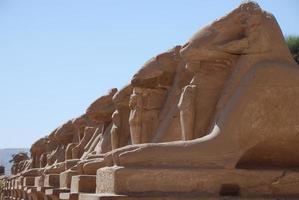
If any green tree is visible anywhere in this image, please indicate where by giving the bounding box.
[285,35,299,64]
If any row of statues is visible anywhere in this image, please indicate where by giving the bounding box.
[4,2,299,199]
[10,44,194,176]
[10,1,299,177]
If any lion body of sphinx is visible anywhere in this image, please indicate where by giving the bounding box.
[106,58,299,170]
[103,2,299,170]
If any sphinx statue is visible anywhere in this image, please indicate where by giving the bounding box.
[68,89,118,162]
[43,103,114,175]
[43,120,79,174]
[23,114,90,175]
[79,46,193,175]
[9,152,29,175]
[83,88,117,157]
[21,136,51,176]
[30,137,49,169]
[55,89,118,175]
[77,88,132,174]
[99,2,299,171]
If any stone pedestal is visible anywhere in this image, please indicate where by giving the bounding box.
[60,175,96,200]
[60,170,79,189]
[45,188,70,200]
[44,174,60,187]
[23,177,35,187]
[79,194,294,200]
[96,166,299,198]
[60,192,79,200]
[71,175,96,194]
[34,176,43,187]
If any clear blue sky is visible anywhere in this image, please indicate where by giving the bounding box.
[0,0,298,148]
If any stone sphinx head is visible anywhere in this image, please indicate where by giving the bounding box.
[112,85,133,108]
[10,152,29,175]
[30,136,49,155]
[131,46,182,88]
[180,1,294,70]
[10,152,29,164]
[86,88,118,123]
[54,120,76,145]
[71,115,89,139]
[53,115,89,145]
[72,115,88,129]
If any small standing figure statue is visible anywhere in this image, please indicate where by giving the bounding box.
[129,88,143,144]
[178,84,197,140]
[111,110,121,150]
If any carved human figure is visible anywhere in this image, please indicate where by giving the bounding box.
[110,85,133,150]
[111,110,121,149]
[129,88,143,144]
[140,88,167,142]
[131,46,193,143]
[178,84,197,140]
[129,87,167,144]
[184,61,232,139]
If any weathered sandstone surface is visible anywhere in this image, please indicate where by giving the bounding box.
[1,2,299,200]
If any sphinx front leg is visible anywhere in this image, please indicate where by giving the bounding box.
[82,158,107,175]
[114,130,242,169]
[116,142,197,168]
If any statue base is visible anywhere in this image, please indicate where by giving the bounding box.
[95,166,299,198]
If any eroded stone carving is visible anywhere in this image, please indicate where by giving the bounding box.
[178,84,197,140]
[111,85,132,149]
[9,153,29,175]
[128,88,143,144]
[102,2,298,171]
[3,2,299,200]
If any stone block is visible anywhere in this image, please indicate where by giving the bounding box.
[79,193,288,200]
[60,170,79,189]
[44,174,60,187]
[96,166,299,197]
[71,175,96,193]
[23,177,35,187]
[36,186,54,193]
[45,188,70,196]
[34,176,43,187]
[60,192,79,200]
